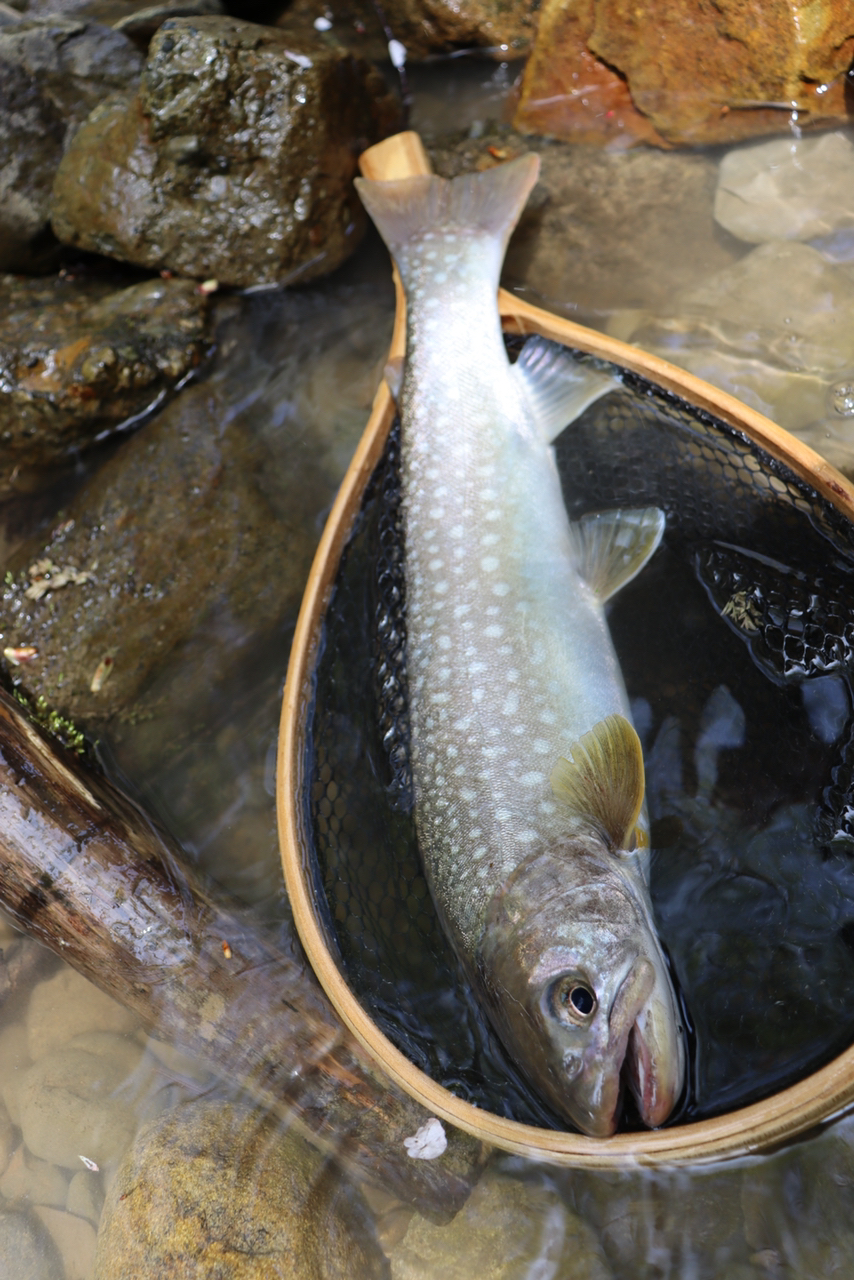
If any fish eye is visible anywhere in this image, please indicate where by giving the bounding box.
[550,976,598,1025]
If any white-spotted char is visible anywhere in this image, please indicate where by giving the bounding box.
[356,159,686,1136]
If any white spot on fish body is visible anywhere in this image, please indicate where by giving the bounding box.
[438,635,451,649]
[484,624,503,638]
[485,510,501,521]
[480,532,499,546]
[434,581,449,594]
[492,582,510,597]
[472,688,485,703]
[495,808,511,822]
[520,771,545,786]
[502,690,520,715]
[507,669,520,683]
[481,556,500,573]
[532,738,551,754]
[514,829,538,843]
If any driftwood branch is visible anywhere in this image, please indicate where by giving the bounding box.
[0,688,485,1218]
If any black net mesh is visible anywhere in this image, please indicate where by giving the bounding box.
[305,338,854,1128]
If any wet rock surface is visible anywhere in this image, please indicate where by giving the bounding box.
[515,0,854,147]
[17,0,225,33]
[0,303,324,736]
[0,16,142,271]
[94,1100,390,1279]
[276,0,537,61]
[429,128,741,319]
[0,271,212,473]
[51,16,400,286]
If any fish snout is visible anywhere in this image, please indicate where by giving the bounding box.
[619,956,685,1129]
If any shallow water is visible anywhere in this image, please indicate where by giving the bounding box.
[4,52,854,1280]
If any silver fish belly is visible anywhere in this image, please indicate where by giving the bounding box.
[356,158,686,1136]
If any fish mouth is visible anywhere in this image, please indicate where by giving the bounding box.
[619,965,684,1130]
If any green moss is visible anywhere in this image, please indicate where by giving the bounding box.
[13,688,88,755]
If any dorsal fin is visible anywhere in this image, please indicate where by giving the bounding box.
[570,507,665,602]
[511,336,618,442]
[550,714,646,851]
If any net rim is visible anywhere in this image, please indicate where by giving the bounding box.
[278,165,854,1167]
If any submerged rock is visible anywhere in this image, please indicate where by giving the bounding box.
[17,1031,148,1171]
[0,1209,63,1280]
[94,1100,389,1279]
[515,0,854,147]
[741,1115,854,1277]
[616,240,854,464]
[0,1146,69,1210]
[0,272,212,474]
[26,967,140,1062]
[569,1165,748,1279]
[0,302,324,734]
[714,132,854,245]
[51,16,399,287]
[0,16,142,271]
[388,1169,612,1279]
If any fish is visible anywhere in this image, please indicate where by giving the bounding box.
[354,157,686,1136]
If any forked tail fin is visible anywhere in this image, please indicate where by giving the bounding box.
[354,156,540,290]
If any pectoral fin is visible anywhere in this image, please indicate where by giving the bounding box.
[570,507,665,602]
[550,714,646,851]
[512,336,619,443]
[384,356,405,404]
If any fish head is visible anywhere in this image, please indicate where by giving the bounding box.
[478,841,685,1137]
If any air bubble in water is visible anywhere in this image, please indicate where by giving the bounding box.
[830,381,854,417]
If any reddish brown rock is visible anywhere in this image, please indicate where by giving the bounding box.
[515,0,854,147]
[50,16,399,287]
[514,0,668,148]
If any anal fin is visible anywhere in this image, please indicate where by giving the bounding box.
[571,507,665,602]
[550,714,645,851]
